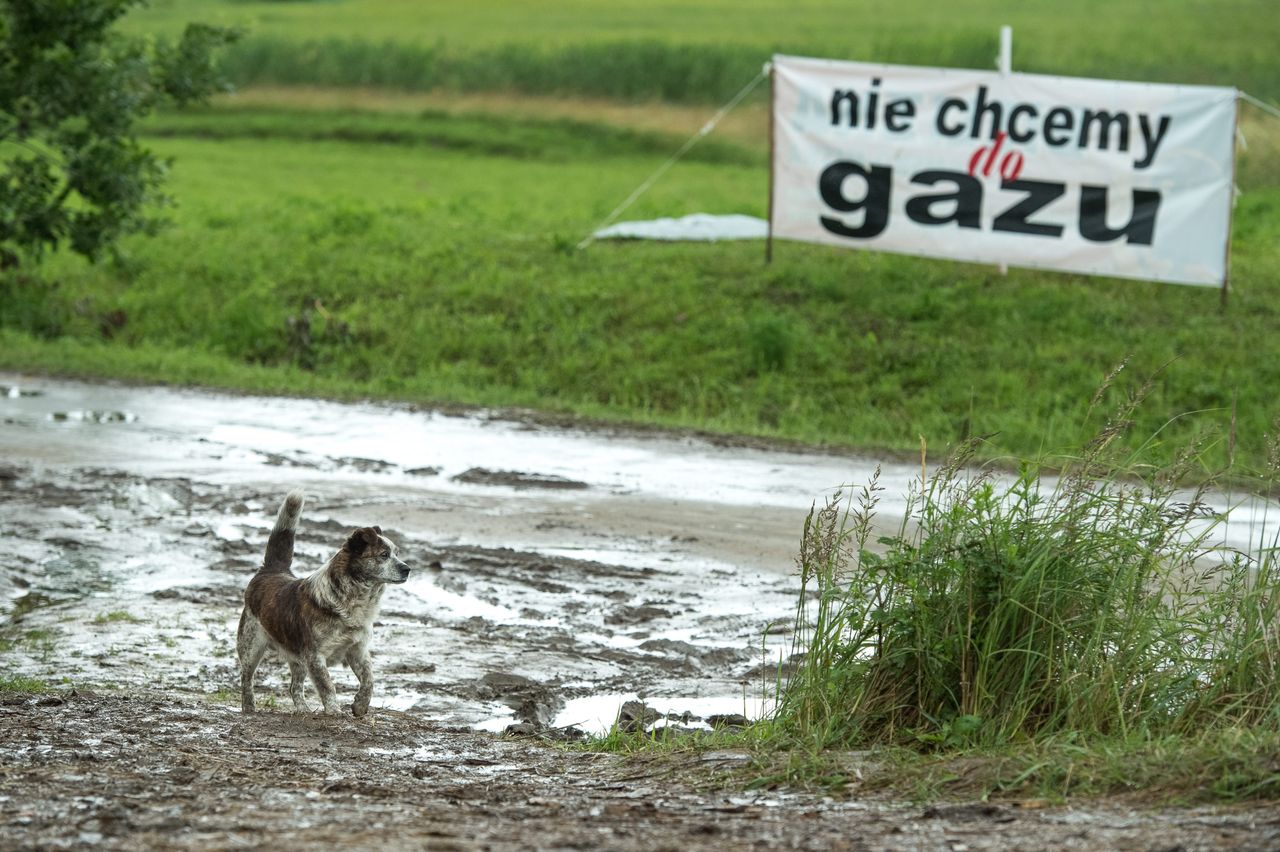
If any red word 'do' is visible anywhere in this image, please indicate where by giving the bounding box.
[968,131,1024,181]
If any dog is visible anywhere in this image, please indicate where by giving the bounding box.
[237,490,410,716]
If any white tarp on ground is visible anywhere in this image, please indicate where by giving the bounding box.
[593,213,768,241]
[771,54,1238,286]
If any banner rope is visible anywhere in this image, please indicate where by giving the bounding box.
[1241,91,1280,122]
[576,64,771,250]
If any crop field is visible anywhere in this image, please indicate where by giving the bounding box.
[123,0,1280,101]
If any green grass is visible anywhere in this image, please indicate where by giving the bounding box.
[746,403,1280,797]
[0,675,51,694]
[589,408,1280,803]
[122,1,1280,103]
[0,629,59,657]
[139,106,759,166]
[739,729,1280,802]
[92,611,144,625]
[5,106,1280,472]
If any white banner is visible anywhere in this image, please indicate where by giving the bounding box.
[770,55,1237,286]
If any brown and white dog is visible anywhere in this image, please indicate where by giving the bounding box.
[237,490,410,716]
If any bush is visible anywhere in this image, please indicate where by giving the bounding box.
[776,376,1280,749]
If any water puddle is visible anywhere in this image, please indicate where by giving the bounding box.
[2,373,1278,735]
[546,692,772,736]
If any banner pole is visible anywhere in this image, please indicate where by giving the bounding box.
[766,60,777,264]
[1222,90,1239,310]
[996,25,1012,276]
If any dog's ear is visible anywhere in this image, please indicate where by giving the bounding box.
[345,527,381,556]
[371,525,383,535]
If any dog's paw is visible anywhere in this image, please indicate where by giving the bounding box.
[349,701,370,718]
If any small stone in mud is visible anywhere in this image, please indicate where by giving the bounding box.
[209,557,256,574]
[333,456,396,473]
[616,700,661,733]
[639,638,699,656]
[649,725,703,741]
[169,766,199,785]
[706,713,750,730]
[920,803,1016,823]
[504,721,541,738]
[472,672,564,727]
[451,468,589,490]
[257,451,318,468]
[739,654,806,682]
[48,410,136,423]
[607,604,674,626]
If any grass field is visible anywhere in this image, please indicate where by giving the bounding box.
[5,100,1280,472]
[120,1,1280,102]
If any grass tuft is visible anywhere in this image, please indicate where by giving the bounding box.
[93,611,144,625]
[752,382,1280,797]
[0,675,51,694]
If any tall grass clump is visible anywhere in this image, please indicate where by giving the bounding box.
[776,377,1280,751]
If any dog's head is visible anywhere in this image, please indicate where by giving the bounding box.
[343,526,411,584]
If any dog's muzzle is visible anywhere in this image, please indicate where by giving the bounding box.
[394,559,411,583]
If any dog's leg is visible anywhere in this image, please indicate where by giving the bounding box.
[305,653,341,714]
[237,615,269,714]
[346,645,374,718]
[287,659,309,712]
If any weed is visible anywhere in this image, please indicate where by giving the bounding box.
[0,629,60,661]
[93,611,143,625]
[0,675,49,693]
[745,311,794,374]
[773,381,1279,767]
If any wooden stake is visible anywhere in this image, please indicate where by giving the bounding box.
[1222,90,1240,310]
[766,61,777,264]
[996,26,1012,277]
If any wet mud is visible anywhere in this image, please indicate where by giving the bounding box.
[3,376,1279,849]
[5,691,1277,851]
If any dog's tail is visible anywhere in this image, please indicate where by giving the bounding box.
[261,490,304,573]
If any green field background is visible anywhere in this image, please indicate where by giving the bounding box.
[5,1,1280,473]
[123,0,1280,101]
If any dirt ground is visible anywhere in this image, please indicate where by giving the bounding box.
[2,376,1279,849]
[5,690,1279,852]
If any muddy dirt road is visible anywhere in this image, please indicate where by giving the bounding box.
[7,690,1278,852]
[2,375,1278,849]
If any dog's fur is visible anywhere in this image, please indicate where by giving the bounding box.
[237,490,409,715]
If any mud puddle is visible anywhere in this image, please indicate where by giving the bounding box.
[2,374,1277,725]
[3,375,1279,849]
[2,373,891,730]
